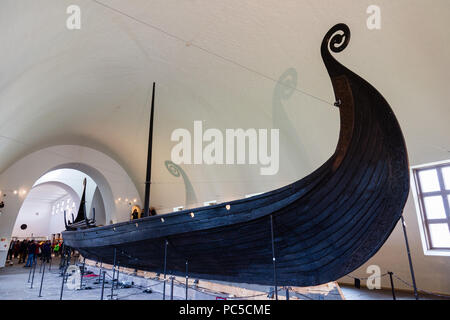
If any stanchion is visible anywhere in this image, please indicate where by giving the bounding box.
[38,261,46,297]
[400,215,419,300]
[99,261,103,279]
[30,259,37,289]
[286,288,289,300]
[100,271,106,300]
[270,215,278,300]
[27,262,33,283]
[163,239,168,300]
[170,276,174,300]
[80,257,86,290]
[60,266,67,300]
[116,264,120,289]
[388,272,396,300]
[111,248,117,300]
[39,258,43,273]
[185,260,189,300]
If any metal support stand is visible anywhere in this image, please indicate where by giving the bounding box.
[388,272,396,300]
[111,248,117,300]
[30,259,37,289]
[170,276,174,300]
[100,271,106,300]
[38,261,46,297]
[99,261,103,279]
[60,266,67,300]
[400,215,419,300]
[116,264,120,289]
[185,260,189,300]
[163,239,168,300]
[28,262,33,283]
[270,215,278,300]
[80,257,86,290]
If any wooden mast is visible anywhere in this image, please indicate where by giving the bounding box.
[143,82,156,218]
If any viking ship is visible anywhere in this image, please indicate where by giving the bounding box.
[62,24,410,287]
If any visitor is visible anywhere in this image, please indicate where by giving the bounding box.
[24,240,36,267]
[7,239,15,261]
[131,209,139,220]
[53,241,60,256]
[13,240,20,259]
[35,241,42,263]
[42,240,51,263]
[18,240,28,264]
[150,207,157,216]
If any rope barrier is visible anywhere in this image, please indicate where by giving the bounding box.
[346,271,449,299]
[392,274,449,299]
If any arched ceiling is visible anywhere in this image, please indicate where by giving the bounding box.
[1,0,449,207]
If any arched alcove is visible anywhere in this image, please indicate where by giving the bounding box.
[12,182,80,239]
[41,164,115,224]
[0,145,141,268]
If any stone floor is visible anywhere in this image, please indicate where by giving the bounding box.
[0,258,165,300]
[1,257,448,300]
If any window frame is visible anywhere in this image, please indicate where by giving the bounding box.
[411,161,450,255]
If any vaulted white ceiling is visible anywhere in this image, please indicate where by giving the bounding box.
[1,0,449,208]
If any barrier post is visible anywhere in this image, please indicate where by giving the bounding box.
[400,215,419,300]
[38,261,46,297]
[270,215,278,300]
[388,272,396,300]
[163,239,168,300]
[185,260,189,300]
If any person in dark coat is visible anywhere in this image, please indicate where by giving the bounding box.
[7,240,15,261]
[13,241,20,259]
[25,240,36,267]
[131,209,138,220]
[41,241,51,263]
[18,240,28,264]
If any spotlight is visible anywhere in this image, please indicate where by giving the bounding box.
[225,204,231,211]
[190,212,195,218]
[13,190,17,195]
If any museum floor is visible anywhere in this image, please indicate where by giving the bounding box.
[1,257,446,300]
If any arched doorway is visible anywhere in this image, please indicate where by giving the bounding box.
[0,145,142,268]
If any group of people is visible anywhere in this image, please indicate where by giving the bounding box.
[131,207,157,220]
[7,239,63,267]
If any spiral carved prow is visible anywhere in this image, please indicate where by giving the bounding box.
[321,24,351,79]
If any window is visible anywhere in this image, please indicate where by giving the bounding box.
[413,162,450,253]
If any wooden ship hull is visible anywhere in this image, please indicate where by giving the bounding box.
[62,24,410,287]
